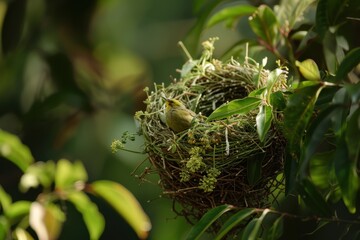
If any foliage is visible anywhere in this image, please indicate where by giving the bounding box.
[131,41,287,222]
[0,130,151,239]
[186,0,360,239]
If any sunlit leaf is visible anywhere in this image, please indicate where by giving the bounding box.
[249,87,266,97]
[0,217,8,240]
[290,80,320,89]
[180,60,199,77]
[68,191,105,240]
[90,180,151,240]
[266,68,286,92]
[215,208,255,240]
[55,159,87,189]
[295,59,321,81]
[206,5,256,28]
[284,84,323,153]
[14,228,34,240]
[207,97,261,121]
[20,161,56,192]
[334,139,359,214]
[0,185,11,212]
[309,151,336,190]
[5,201,31,224]
[29,202,65,240]
[335,48,360,82]
[256,105,273,142]
[249,5,280,47]
[0,129,34,172]
[186,205,234,240]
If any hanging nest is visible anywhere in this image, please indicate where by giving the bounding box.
[134,38,288,222]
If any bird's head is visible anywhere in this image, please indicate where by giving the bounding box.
[163,97,185,109]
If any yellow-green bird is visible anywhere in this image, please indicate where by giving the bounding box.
[164,98,196,133]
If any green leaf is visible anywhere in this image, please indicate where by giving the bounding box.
[249,87,266,97]
[242,218,258,240]
[298,178,332,216]
[184,0,222,53]
[20,161,56,192]
[256,105,273,142]
[247,153,264,185]
[335,48,360,82]
[249,5,280,47]
[334,138,359,214]
[295,59,321,81]
[265,216,284,240]
[284,84,323,153]
[290,80,320,90]
[345,107,360,161]
[284,152,298,194]
[296,28,317,53]
[90,180,151,239]
[0,185,12,212]
[0,129,34,172]
[55,159,87,189]
[242,209,270,240]
[180,60,199,77]
[315,0,329,38]
[207,97,262,121]
[215,208,255,240]
[270,91,286,110]
[68,191,105,240]
[275,0,316,31]
[0,217,8,240]
[206,5,256,28]
[266,68,286,92]
[309,151,336,190]
[5,201,31,224]
[345,82,360,103]
[323,32,338,74]
[1,0,26,54]
[300,104,340,177]
[331,88,350,133]
[185,205,234,240]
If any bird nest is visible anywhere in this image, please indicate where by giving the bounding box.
[134,39,287,222]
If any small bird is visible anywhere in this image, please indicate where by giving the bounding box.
[164,98,196,133]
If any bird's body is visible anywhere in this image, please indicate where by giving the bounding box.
[164,98,196,133]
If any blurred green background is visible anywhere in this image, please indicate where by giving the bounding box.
[0,0,206,239]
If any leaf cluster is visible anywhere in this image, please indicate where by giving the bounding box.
[186,0,360,239]
[0,130,151,240]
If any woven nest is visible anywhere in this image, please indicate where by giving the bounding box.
[135,39,287,222]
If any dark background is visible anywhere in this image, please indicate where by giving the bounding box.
[0,0,240,239]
